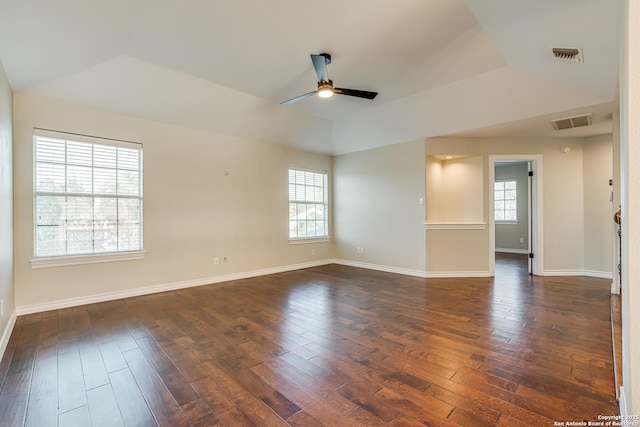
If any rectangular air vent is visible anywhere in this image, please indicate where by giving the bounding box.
[551,47,583,63]
[551,113,592,131]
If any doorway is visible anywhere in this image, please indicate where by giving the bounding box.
[489,155,543,276]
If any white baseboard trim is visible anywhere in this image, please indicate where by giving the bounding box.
[611,281,621,294]
[619,386,628,416]
[0,310,17,362]
[333,259,427,278]
[16,259,333,315]
[15,259,615,316]
[542,269,613,279]
[495,248,529,254]
[425,271,492,278]
[583,270,614,279]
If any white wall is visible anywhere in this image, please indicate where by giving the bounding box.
[495,162,529,253]
[13,93,333,311]
[333,140,426,275]
[0,59,15,355]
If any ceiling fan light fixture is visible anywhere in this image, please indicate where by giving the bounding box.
[317,81,334,98]
[280,55,378,105]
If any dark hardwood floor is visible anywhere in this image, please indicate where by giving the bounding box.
[494,252,530,277]
[0,257,619,426]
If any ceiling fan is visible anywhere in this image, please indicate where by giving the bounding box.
[281,53,378,105]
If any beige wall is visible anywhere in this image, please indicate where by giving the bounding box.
[425,155,444,222]
[613,111,622,291]
[425,154,487,276]
[622,0,639,414]
[426,136,612,276]
[0,59,14,352]
[426,156,483,223]
[582,134,614,275]
[333,140,426,274]
[13,93,332,310]
[426,228,488,274]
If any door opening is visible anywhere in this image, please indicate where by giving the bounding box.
[489,155,543,277]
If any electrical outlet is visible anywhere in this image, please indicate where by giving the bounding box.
[213,257,219,265]
[311,249,316,256]
[356,246,365,254]
[519,238,525,243]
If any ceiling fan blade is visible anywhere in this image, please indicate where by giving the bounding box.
[310,54,330,83]
[334,87,378,100]
[280,91,317,105]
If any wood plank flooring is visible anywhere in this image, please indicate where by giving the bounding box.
[0,257,619,426]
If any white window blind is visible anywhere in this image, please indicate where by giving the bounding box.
[494,179,517,221]
[288,168,328,239]
[33,129,143,258]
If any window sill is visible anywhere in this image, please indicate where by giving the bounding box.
[289,238,330,245]
[30,250,146,269]
[496,221,519,225]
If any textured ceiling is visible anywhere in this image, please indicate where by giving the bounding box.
[0,0,622,154]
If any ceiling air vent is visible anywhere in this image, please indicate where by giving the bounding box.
[551,113,592,131]
[551,47,583,63]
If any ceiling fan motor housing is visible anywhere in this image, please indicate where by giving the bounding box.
[318,80,333,90]
[317,80,334,97]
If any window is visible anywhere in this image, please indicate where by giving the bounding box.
[494,179,517,221]
[33,129,143,259]
[288,168,328,240]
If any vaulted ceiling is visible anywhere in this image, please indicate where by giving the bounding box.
[0,0,621,155]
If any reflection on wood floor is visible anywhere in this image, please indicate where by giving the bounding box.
[495,252,529,279]
[0,260,618,426]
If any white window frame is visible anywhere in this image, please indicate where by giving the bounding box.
[494,179,518,223]
[288,168,329,243]
[31,129,145,268]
